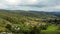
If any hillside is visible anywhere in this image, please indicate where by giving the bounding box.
[0,10,60,34]
[50,12,60,17]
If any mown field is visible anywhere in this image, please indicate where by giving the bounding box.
[0,10,60,34]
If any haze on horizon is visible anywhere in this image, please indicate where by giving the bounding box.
[0,0,60,11]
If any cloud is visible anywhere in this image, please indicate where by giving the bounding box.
[21,0,38,5]
[0,0,60,11]
[0,3,8,9]
[4,0,21,5]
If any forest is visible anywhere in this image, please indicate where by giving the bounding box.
[0,10,60,34]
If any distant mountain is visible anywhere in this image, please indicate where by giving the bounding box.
[50,12,60,17]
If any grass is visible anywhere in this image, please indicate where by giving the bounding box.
[40,25,59,34]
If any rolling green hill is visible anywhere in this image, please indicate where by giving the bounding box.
[0,10,60,34]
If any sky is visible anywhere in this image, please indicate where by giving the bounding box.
[0,0,60,11]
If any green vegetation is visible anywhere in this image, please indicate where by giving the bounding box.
[0,10,60,34]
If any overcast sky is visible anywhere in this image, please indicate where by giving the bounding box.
[0,0,60,11]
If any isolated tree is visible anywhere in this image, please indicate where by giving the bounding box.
[30,26,40,34]
[40,24,48,30]
[5,24,12,30]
